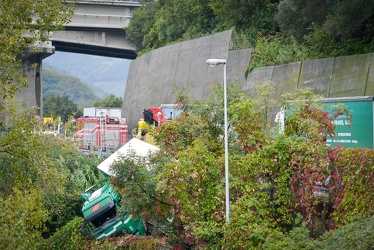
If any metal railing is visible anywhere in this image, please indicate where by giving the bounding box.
[76,0,140,2]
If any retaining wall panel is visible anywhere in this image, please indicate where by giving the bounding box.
[271,62,301,100]
[227,49,251,86]
[298,58,334,97]
[329,54,371,97]
[365,53,374,95]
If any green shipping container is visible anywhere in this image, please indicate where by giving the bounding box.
[322,96,374,149]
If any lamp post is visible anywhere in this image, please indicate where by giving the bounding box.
[206,58,229,222]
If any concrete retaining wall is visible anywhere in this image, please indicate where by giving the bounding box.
[123,30,374,130]
[243,53,374,99]
[122,30,251,130]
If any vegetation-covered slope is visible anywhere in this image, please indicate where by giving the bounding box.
[42,69,98,109]
[127,0,374,68]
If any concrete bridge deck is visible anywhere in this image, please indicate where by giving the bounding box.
[19,0,142,116]
[51,0,141,59]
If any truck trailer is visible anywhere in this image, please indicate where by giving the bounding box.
[74,113,128,152]
[277,96,374,149]
[321,96,374,149]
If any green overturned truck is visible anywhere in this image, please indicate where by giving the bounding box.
[79,138,159,240]
[279,96,374,149]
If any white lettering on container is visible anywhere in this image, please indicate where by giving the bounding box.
[338,133,351,136]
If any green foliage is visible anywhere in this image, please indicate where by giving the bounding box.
[234,216,374,249]
[160,139,224,248]
[0,0,73,104]
[125,1,160,52]
[110,235,168,250]
[210,0,278,32]
[276,0,331,42]
[0,106,64,195]
[127,0,373,74]
[92,94,123,108]
[253,81,277,129]
[43,94,81,123]
[302,25,340,58]
[229,98,267,152]
[324,0,374,42]
[330,148,374,226]
[276,0,374,42]
[77,235,168,250]
[0,97,103,246]
[0,188,48,250]
[127,0,220,52]
[314,216,374,250]
[154,84,244,158]
[40,217,87,250]
[276,0,374,60]
[246,34,309,75]
[154,114,210,157]
[45,153,103,234]
[224,196,287,249]
[110,151,172,223]
[57,83,373,249]
[266,223,316,250]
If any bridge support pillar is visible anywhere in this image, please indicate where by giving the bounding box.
[17,43,55,118]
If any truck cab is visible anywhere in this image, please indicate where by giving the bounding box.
[79,178,146,240]
[79,138,159,240]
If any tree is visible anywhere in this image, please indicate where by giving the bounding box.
[0,0,73,105]
[127,0,220,52]
[0,104,70,247]
[92,94,123,108]
[276,0,331,41]
[276,0,374,50]
[210,0,278,32]
[125,1,160,52]
[0,97,104,247]
[43,94,80,123]
[110,85,373,248]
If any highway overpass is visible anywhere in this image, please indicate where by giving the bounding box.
[19,0,141,117]
[52,0,142,59]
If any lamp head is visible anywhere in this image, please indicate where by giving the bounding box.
[206,59,226,67]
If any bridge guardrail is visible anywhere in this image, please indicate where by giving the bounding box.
[75,0,140,3]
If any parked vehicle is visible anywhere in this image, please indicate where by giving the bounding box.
[133,104,181,144]
[74,108,129,152]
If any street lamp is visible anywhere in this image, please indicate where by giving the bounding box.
[206,58,230,222]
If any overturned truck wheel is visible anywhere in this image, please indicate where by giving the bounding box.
[79,225,91,240]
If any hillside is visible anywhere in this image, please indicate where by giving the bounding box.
[42,68,99,108]
[43,51,132,98]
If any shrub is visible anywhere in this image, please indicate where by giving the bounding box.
[41,217,87,250]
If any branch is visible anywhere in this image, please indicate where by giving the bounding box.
[0,149,28,161]
[136,182,174,206]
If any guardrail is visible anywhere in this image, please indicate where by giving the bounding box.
[76,0,140,2]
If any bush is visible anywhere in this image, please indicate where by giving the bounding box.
[246,34,309,76]
[40,217,87,250]
[262,216,374,250]
[317,216,374,250]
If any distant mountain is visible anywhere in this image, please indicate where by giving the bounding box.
[42,68,98,108]
[42,51,132,98]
